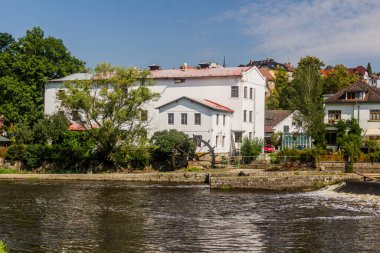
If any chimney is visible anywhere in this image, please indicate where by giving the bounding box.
[198,62,211,69]
[148,64,160,71]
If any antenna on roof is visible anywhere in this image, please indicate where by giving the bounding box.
[223,56,226,67]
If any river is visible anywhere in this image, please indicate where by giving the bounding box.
[0,180,379,252]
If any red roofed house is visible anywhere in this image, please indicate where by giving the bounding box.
[45,62,266,155]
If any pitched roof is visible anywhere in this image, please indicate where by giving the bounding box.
[324,81,380,104]
[265,110,293,132]
[259,68,274,81]
[156,96,234,113]
[50,73,93,82]
[241,58,294,72]
[149,67,251,79]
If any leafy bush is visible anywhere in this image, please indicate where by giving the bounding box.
[277,148,324,164]
[0,240,8,253]
[240,137,263,164]
[150,130,195,171]
[0,147,8,158]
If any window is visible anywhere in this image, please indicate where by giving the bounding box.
[231,86,239,98]
[328,110,341,124]
[244,110,247,122]
[346,92,364,100]
[249,88,253,99]
[370,110,380,120]
[222,136,225,147]
[168,113,174,125]
[249,132,252,139]
[284,125,289,133]
[140,110,148,121]
[244,86,247,98]
[215,136,219,147]
[194,135,202,147]
[326,131,337,145]
[194,113,201,125]
[235,132,242,143]
[223,115,226,126]
[181,113,187,125]
[249,111,253,122]
[174,79,185,84]
[216,114,219,125]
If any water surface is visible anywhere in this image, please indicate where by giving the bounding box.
[0,180,379,252]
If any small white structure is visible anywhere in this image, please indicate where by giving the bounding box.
[264,110,299,138]
[324,81,380,146]
[44,63,266,154]
[156,96,233,154]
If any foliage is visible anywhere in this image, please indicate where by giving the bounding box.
[59,63,159,169]
[0,240,8,253]
[150,130,195,171]
[277,148,324,164]
[367,62,372,75]
[269,132,282,147]
[365,140,380,162]
[0,27,86,127]
[274,68,293,110]
[266,88,279,110]
[290,56,326,148]
[323,64,359,94]
[240,137,263,164]
[336,119,363,172]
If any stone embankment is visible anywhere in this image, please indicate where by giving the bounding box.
[0,170,362,191]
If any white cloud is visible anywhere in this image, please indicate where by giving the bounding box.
[222,0,380,66]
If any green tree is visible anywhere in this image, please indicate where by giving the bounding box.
[323,64,359,94]
[150,130,195,171]
[291,56,326,148]
[266,89,280,109]
[240,137,263,164]
[58,63,159,169]
[367,62,372,75]
[0,27,86,127]
[274,68,293,109]
[337,119,362,172]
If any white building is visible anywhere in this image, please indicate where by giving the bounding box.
[324,81,380,146]
[156,96,233,154]
[44,63,266,154]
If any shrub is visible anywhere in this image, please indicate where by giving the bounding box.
[240,137,263,164]
[0,241,8,253]
[0,147,8,158]
[150,130,195,171]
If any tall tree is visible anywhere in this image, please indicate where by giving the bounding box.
[0,27,86,127]
[323,64,359,94]
[266,89,280,110]
[58,63,159,169]
[291,56,326,148]
[367,62,373,75]
[274,68,293,109]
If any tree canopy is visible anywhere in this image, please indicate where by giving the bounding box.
[0,27,86,127]
[58,63,159,169]
[323,64,359,94]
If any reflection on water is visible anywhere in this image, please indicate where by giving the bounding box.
[0,181,379,252]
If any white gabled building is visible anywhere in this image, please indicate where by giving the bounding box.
[156,96,233,154]
[324,81,380,147]
[44,63,266,154]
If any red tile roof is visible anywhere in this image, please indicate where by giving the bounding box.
[259,68,274,81]
[149,67,251,79]
[347,66,367,76]
[69,123,86,131]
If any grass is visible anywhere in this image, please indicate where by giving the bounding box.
[180,166,204,172]
[0,168,28,174]
[0,241,8,253]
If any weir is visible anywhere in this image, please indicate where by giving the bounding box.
[335,181,380,196]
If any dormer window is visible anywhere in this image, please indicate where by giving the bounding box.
[346,91,364,100]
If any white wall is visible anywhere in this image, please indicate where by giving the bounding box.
[157,98,232,153]
[272,113,299,133]
[325,103,380,132]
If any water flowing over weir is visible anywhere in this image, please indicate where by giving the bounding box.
[0,180,379,252]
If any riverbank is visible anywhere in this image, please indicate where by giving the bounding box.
[0,170,362,191]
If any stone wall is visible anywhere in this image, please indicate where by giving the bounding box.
[318,162,380,173]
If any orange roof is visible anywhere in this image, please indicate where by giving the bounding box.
[259,68,274,80]
[320,69,334,76]
[68,123,86,131]
[149,67,251,79]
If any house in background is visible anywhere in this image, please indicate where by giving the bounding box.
[324,81,380,149]
[265,110,310,149]
[45,62,266,155]
[156,96,233,154]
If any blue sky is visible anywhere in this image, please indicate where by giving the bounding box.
[1,0,380,71]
